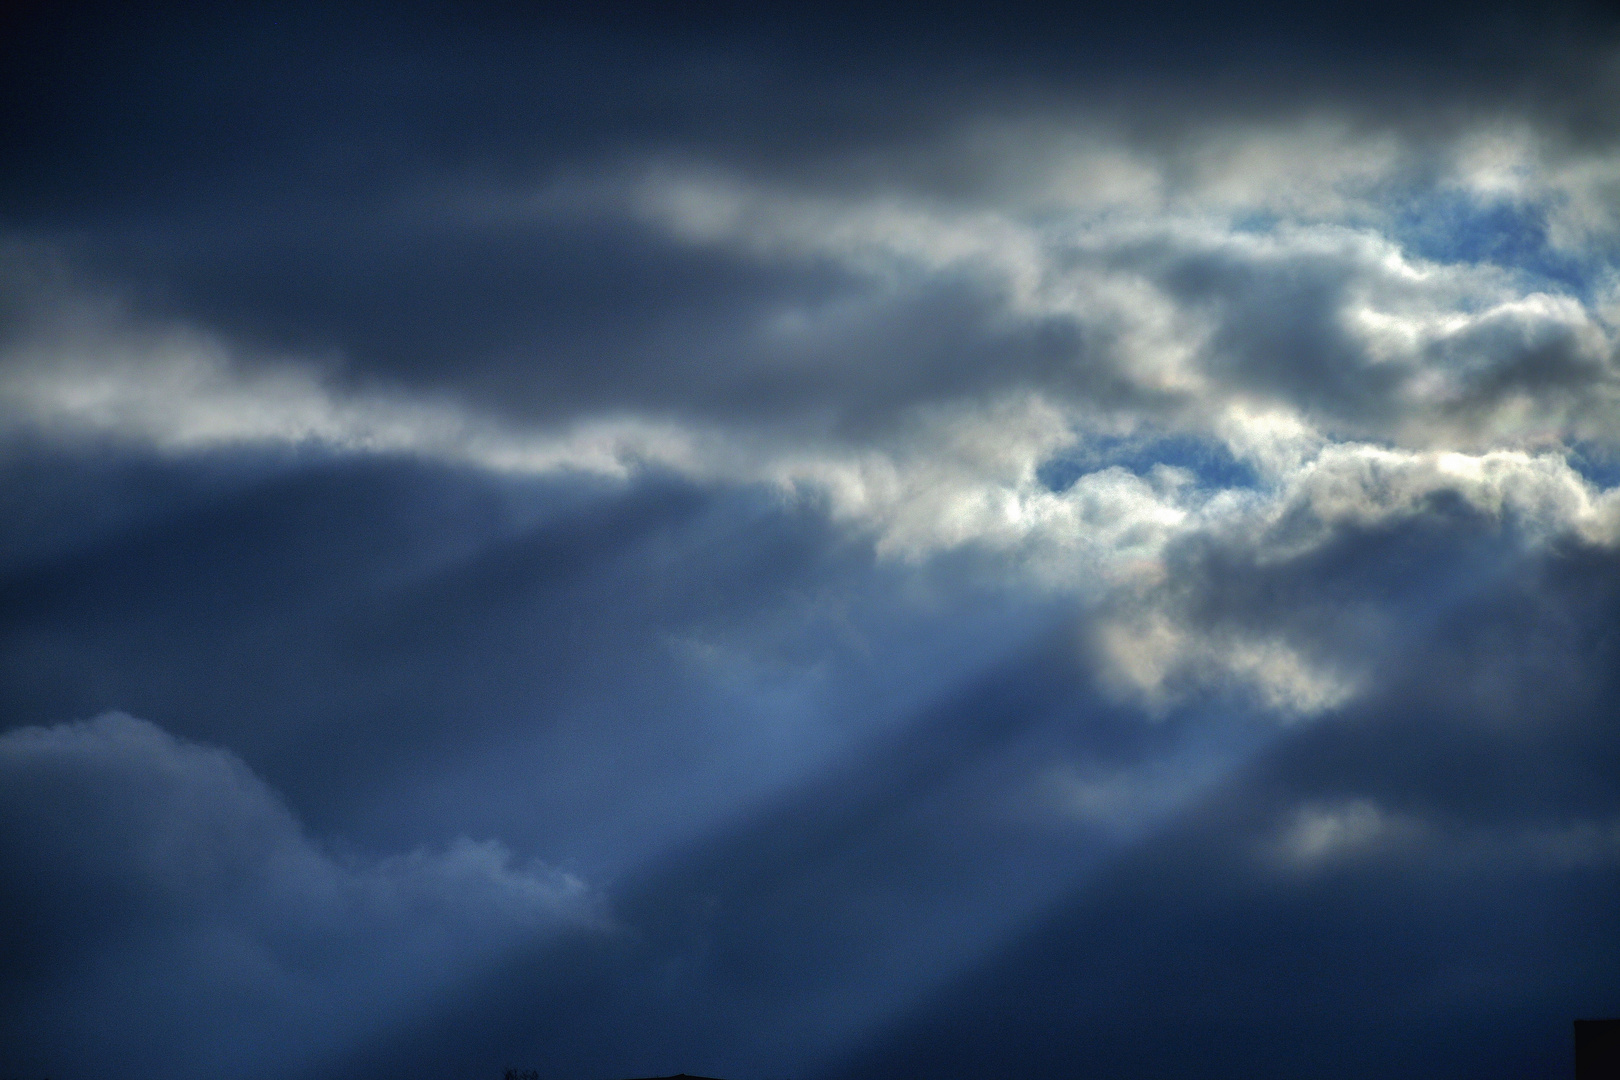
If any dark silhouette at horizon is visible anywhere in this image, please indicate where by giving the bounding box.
[1576,1019,1620,1080]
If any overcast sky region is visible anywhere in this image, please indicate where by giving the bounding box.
[4,3,1620,1078]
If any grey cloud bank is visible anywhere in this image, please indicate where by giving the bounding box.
[2,2,1619,1078]
[0,713,603,1080]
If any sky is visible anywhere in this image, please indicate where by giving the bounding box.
[3,3,1620,1078]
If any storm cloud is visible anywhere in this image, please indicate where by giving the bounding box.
[3,2,1619,1078]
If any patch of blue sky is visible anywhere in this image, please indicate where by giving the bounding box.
[1036,431,1260,494]
[1391,190,1595,294]
[1563,441,1620,490]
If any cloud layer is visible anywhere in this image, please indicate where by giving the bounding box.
[3,3,1620,1077]
[0,714,603,1080]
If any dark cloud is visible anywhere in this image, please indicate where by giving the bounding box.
[830,545,1620,1080]
[56,213,1091,434]
[5,0,1618,224]
[8,441,1617,1078]
[2,0,1618,431]
[4,2,1620,1077]
[0,712,603,1080]
[305,632,1270,1080]
[0,448,1074,859]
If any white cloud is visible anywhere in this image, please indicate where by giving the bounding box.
[1266,800,1421,868]
[1449,124,1620,250]
[1259,798,1620,875]
[0,315,710,476]
[7,256,1620,720]
[1090,607,1357,717]
[8,114,1620,721]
